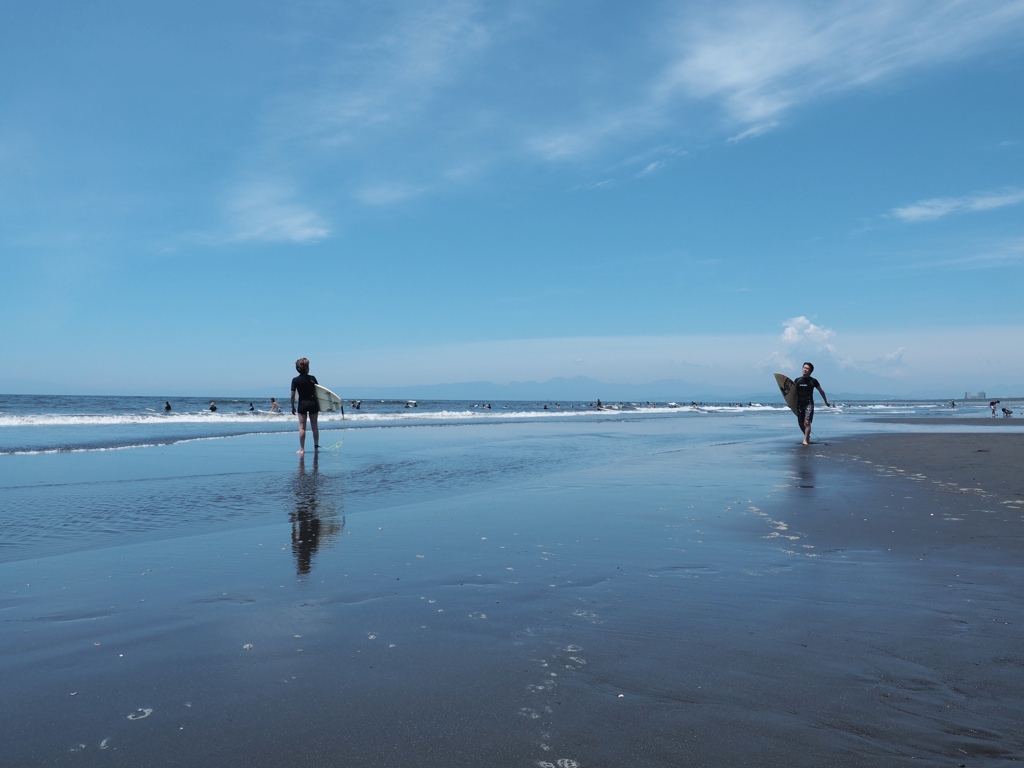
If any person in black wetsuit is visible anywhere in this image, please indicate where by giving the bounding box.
[290,357,320,455]
[794,362,830,446]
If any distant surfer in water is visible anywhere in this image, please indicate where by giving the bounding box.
[794,362,830,446]
[270,397,282,413]
[291,357,320,456]
[164,400,171,412]
[209,401,217,412]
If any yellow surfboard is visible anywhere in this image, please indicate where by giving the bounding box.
[774,373,799,417]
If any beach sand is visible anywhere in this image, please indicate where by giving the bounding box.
[2,423,1022,766]
[829,430,1023,500]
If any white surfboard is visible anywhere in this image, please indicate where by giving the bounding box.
[314,383,344,413]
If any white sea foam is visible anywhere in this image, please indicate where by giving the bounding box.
[0,411,295,427]
[1,394,1009,456]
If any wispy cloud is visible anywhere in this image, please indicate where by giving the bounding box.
[726,122,779,143]
[226,182,329,243]
[854,346,909,378]
[355,181,430,206]
[298,1,492,145]
[910,237,1024,270]
[636,161,665,177]
[226,1,499,217]
[570,145,686,189]
[526,131,598,163]
[655,0,1024,131]
[525,112,636,163]
[244,0,1024,212]
[572,179,615,192]
[890,188,1024,223]
[518,1,1024,165]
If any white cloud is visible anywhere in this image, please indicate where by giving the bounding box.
[780,316,836,347]
[913,237,1024,270]
[890,188,1024,223]
[243,0,1022,211]
[526,111,636,162]
[891,198,961,222]
[228,1,501,213]
[301,1,492,144]
[763,316,840,373]
[226,182,329,243]
[636,161,665,177]
[238,1,1024,214]
[656,0,1024,129]
[527,131,598,162]
[566,145,687,189]
[726,122,780,143]
[884,347,905,363]
[572,179,615,192]
[517,1,1024,165]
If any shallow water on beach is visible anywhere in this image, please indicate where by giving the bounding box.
[2,401,1015,563]
[1,417,788,766]
[1,415,780,562]
[2,413,1022,766]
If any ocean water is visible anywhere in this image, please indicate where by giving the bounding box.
[0,393,1005,455]
[0,392,1011,566]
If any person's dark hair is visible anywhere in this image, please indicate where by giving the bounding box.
[803,361,814,373]
[295,357,310,374]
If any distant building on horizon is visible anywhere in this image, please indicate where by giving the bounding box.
[964,391,987,400]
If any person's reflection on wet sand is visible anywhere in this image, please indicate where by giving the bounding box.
[290,453,344,575]
[793,448,817,490]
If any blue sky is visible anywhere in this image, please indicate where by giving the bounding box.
[2,0,1022,399]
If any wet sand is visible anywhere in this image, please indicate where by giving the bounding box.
[2,424,1022,766]
[828,430,1023,500]
[864,416,1023,428]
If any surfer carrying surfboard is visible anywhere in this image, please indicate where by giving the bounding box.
[290,357,320,456]
[795,362,830,446]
